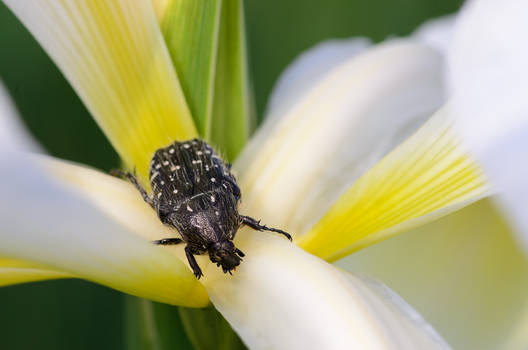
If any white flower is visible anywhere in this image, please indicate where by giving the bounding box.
[1,0,526,348]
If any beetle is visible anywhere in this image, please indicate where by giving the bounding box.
[112,138,291,279]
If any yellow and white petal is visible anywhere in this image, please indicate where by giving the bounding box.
[0,153,208,307]
[201,231,451,350]
[300,106,490,260]
[448,0,528,253]
[340,199,528,350]
[0,257,72,286]
[236,41,445,239]
[2,0,197,182]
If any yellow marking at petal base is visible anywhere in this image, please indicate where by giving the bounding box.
[0,257,72,287]
[4,0,198,183]
[299,106,491,261]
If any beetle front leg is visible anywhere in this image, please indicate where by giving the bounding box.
[185,246,203,279]
[152,238,183,245]
[240,215,292,241]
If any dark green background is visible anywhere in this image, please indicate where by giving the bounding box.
[0,0,462,349]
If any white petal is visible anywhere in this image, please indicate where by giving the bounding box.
[0,153,207,307]
[448,0,528,252]
[202,231,450,350]
[265,37,371,120]
[236,41,445,237]
[0,80,40,152]
[340,199,528,349]
[412,15,456,54]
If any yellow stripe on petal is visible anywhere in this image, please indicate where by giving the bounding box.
[0,257,72,287]
[299,106,491,261]
[4,0,197,182]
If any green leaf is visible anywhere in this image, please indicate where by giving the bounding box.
[124,296,245,350]
[159,0,255,161]
[124,296,194,350]
[210,0,256,161]
[160,0,222,137]
[179,306,247,350]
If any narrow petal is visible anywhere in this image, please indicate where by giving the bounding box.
[0,80,41,152]
[202,231,450,350]
[300,107,490,261]
[3,0,197,182]
[448,0,528,252]
[236,41,445,238]
[0,153,208,307]
[0,257,71,286]
[340,199,528,350]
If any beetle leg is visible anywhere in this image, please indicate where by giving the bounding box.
[235,248,245,257]
[111,169,154,208]
[185,246,203,279]
[240,215,292,241]
[152,238,183,245]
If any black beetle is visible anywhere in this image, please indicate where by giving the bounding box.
[113,138,291,279]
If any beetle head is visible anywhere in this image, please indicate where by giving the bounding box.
[208,240,244,274]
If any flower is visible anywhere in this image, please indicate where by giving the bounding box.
[0,0,526,349]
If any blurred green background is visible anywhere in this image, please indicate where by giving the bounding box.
[0,0,462,349]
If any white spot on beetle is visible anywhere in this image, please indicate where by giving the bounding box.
[163,161,169,166]
[211,177,216,182]
[176,165,181,170]
[183,143,190,149]
[196,151,203,156]
[173,189,178,194]
[157,192,162,198]
[187,205,193,212]
[151,171,160,180]
[155,163,161,169]
[215,211,220,216]
[210,196,215,202]
[160,181,165,185]
[169,148,175,154]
